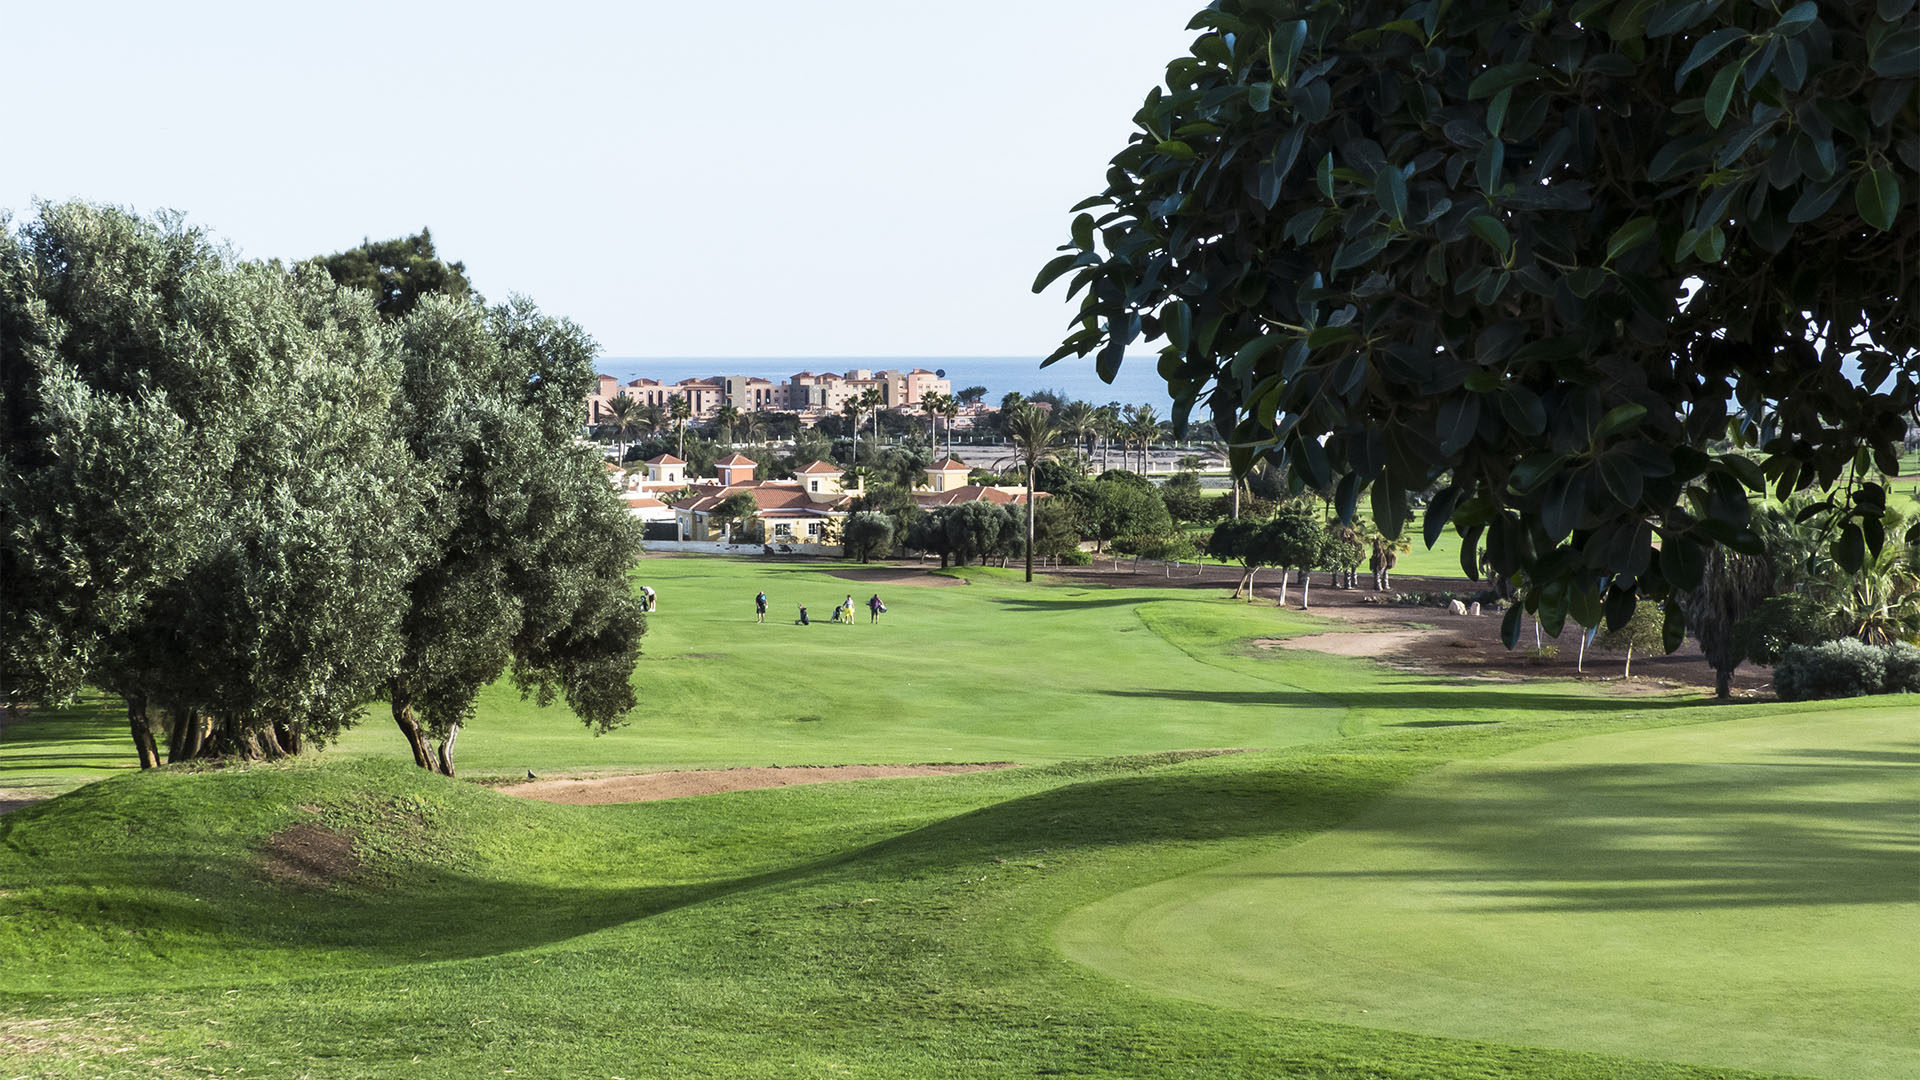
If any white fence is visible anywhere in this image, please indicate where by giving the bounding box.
[644,540,844,557]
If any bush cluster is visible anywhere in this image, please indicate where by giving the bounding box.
[1774,641,1920,702]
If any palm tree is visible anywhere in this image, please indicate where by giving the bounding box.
[712,404,744,446]
[738,409,765,446]
[919,391,948,449]
[1056,400,1097,460]
[668,395,692,458]
[603,393,640,460]
[1001,403,1062,583]
[857,387,886,447]
[841,399,863,470]
[1125,404,1162,473]
[941,394,961,456]
[636,402,666,444]
[1095,405,1122,471]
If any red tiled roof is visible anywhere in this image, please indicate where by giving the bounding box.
[929,457,970,471]
[794,460,840,474]
[913,485,1047,508]
[645,453,687,465]
[715,453,758,466]
[622,495,665,508]
[675,482,848,514]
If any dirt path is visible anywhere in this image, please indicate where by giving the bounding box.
[0,798,45,816]
[502,762,1014,805]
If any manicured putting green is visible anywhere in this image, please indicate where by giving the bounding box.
[1060,704,1919,1079]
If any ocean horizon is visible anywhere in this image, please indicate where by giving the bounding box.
[598,356,1173,409]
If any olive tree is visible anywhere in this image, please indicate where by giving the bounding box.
[1040,0,1917,651]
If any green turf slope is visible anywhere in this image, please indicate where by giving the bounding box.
[1059,700,1920,1080]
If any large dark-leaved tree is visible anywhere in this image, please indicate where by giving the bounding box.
[307,228,475,320]
[1039,0,1917,650]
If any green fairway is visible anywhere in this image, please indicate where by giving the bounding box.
[1060,701,1920,1080]
[8,555,1647,792]
[2,554,1902,1079]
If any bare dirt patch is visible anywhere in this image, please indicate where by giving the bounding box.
[0,797,45,816]
[1042,562,1768,697]
[259,822,361,888]
[1254,630,1425,658]
[504,762,1015,805]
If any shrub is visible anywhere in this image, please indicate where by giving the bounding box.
[1734,594,1839,666]
[842,511,895,563]
[1883,641,1920,694]
[1774,639,1886,702]
[1054,548,1092,566]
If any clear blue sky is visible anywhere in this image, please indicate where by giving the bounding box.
[6,1,1195,358]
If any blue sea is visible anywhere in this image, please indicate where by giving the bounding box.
[597,356,1172,409]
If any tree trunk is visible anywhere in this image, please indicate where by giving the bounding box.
[1231,477,1241,520]
[1714,665,1731,699]
[274,723,302,757]
[1300,569,1312,609]
[436,722,461,777]
[127,696,160,770]
[1024,465,1035,582]
[1624,643,1633,680]
[170,710,212,763]
[393,697,435,769]
[1276,567,1289,605]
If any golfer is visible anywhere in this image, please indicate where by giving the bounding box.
[755,591,768,623]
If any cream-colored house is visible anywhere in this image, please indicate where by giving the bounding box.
[670,456,858,544]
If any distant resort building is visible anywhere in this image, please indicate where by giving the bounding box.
[609,452,1041,546]
[586,368,952,427]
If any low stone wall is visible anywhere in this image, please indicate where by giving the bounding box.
[644,540,843,557]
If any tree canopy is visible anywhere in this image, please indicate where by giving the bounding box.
[1040,0,1917,646]
[1,203,643,771]
[307,229,474,320]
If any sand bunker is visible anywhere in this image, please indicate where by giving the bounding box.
[1254,630,1425,658]
[503,762,1013,805]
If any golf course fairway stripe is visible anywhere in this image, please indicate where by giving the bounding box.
[1058,705,1919,1080]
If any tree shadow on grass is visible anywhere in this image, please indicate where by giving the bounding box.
[0,753,1402,983]
[988,595,1171,612]
[1097,682,1678,715]
[1243,756,1918,912]
[0,698,129,780]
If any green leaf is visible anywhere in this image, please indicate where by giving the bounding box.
[1306,325,1359,349]
[1659,533,1705,591]
[1437,394,1481,455]
[1565,266,1607,298]
[1856,169,1900,232]
[1162,301,1192,351]
[1501,603,1523,649]
[1154,140,1197,161]
[1032,254,1080,294]
[1248,82,1273,112]
[1835,522,1866,573]
[1873,28,1920,78]
[1661,599,1686,654]
[1070,213,1095,252]
[1315,152,1335,200]
[1229,335,1278,380]
[1775,1,1819,34]
[1675,27,1748,87]
[1704,58,1746,128]
[1468,215,1511,258]
[1468,62,1551,100]
[1486,87,1513,137]
[1424,486,1459,549]
[1594,403,1647,439]
[1605,216,1658,262]
[1598,452,1644,506]
[1375,165,1408,223]
[1788,175,1849,223]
